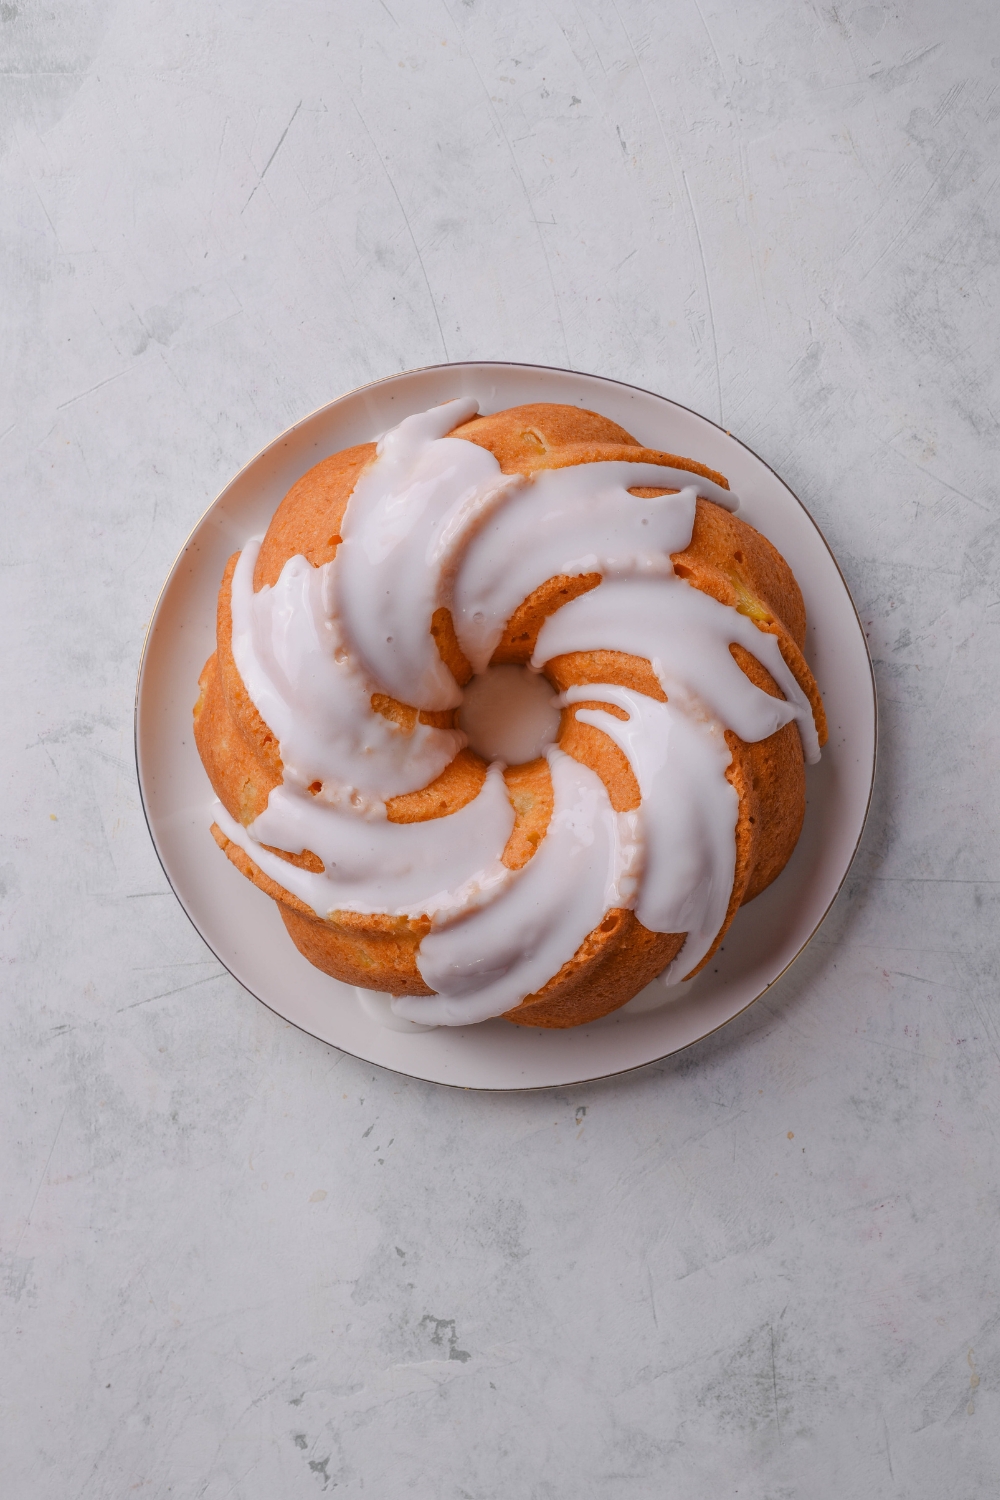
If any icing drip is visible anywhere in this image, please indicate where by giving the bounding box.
[355,988,437,1033]
[212,761,515,921]
[561,684,738,982]
[229,539,465,807]
[395,748,641,1026]
[333,398,521,711]
[217,398,822,1027]
[532,575,821,765]
[452,465,734,673]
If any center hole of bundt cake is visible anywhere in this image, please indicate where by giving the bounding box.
[458,665,560,766]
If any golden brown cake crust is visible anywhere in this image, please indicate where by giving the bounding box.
[195,401,826,1027]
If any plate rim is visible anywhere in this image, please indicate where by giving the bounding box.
[134,359,878,1091]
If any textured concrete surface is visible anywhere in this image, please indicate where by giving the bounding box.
[2,2,999,1495]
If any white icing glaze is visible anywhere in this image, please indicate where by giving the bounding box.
[212,762,515,921]
[458,665,560,765]
[395,748,641,1026]
[452,464,735,673]
[215,398,822,1027]
[229,539,465,808]
[532,575,821,764]
[333,398,521,711]
[562,684,737,983]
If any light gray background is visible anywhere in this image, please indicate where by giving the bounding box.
[2,1,998,1495]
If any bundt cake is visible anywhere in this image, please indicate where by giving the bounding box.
[194,397,827,1028]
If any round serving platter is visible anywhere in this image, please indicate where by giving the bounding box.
[135,361,876,1090]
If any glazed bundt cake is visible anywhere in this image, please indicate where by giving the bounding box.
[194,398,827,1028]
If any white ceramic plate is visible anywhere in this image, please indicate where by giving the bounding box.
[135,362,875,1090]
